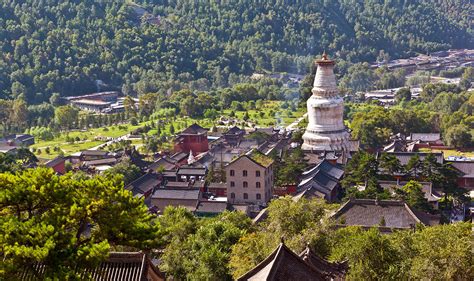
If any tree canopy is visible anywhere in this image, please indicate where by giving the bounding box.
[0,167,159,279]
[0,0,471,102]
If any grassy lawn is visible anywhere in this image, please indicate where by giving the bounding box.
[30,100,306,158]
[222,100,305,127]
[31,123,145,158]
[34,141,105,160]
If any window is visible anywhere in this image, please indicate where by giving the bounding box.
[231,193,235,199]
[230,181,235,187]
[230,170,235,176]
[244,193,248,199]
[243,181,248,188]
[256,171,260,177]
[256,193,261,200]
[256,182,261,188]
[243,170,248,177]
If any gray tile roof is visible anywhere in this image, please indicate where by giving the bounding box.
[381,152,444,166]
[80,150,109,156]
[44,156,65,167]
[409,133,441,142]
[378,180,443,202]
[152,188,200,200]
[195,201,228,213]
[180,123,208,135]
[164,181,190,188]
[17,252,164,281]
[449,161,474,177]
[83,157,117,166]
[126,173,160,195]
[177,167,207,176]
[302,160,344,180]
[332,199,438,229]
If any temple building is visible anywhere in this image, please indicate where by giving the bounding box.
[302,53,351,155]
[174,124,209,155]
[237,240,346,280]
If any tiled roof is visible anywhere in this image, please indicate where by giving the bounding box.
[170,152,188,162]
[83,158,117,166]
[80,150,109,156]
[298,160,342,199]
[383,139,406,152]
[152,188,200,200]
[252,208,268,224]
[296,181,334,200]
[126,173,160,195]
[380,152,443,166]
[378,180,443,202]
[448,161,474,177]
[409,133,441,142]
[302,160,344,180]
[180,123,208,135]
[195,200,228,214]
[177,166,207,176]
[225,126,245,135]
[44,156,65,167]
[164,181,190,188]
[299,247,347,280]
[16,252,165,281]
[149,156,178,171]
[332,199,438,230]
[0,145,18,153]
[237,242,326,281]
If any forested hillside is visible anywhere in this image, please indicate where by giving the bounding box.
[0,0,472,103]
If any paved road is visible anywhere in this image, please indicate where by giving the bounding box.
[90,134,131,150]
[286,113,307,131]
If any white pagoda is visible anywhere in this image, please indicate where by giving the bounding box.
[302,53,350,152]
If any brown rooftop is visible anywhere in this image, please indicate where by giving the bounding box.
[237,242,326,281]
[17,252,164,281]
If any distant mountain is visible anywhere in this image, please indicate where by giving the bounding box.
[0,0,472,103]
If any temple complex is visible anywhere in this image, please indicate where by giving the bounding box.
[302,53,350,153]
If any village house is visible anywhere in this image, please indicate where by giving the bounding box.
[0,145,18,155]
[225,149,274,205]
[1,134,35,146]
[44,156,67,175]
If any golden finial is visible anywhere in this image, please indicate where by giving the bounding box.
[322,50,328,60]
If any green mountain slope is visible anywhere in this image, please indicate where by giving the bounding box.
[0,0,471,102]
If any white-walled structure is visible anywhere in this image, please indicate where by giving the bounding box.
[302,53,350,152]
